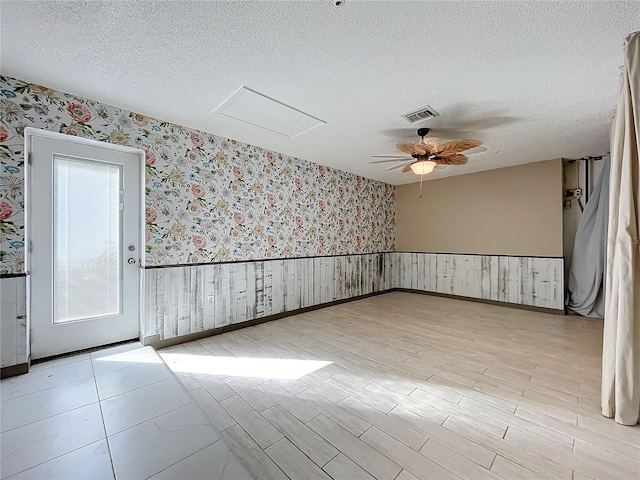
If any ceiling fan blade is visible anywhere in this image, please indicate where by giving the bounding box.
[412,145,428,156]
[370,155,412,158]
[434,164,450,170]
[386,161,413,171]
[369,158,411,164]
[417,140,439,155]
[439,154,468,165]
[423,137,440,152]
[465,145,488,156]
[396,142,417,155]
[402,163,414,173]
[435,139,483,157]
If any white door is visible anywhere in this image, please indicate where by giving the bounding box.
[27,130,142,359]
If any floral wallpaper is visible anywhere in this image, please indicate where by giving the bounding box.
[0,75,395,274]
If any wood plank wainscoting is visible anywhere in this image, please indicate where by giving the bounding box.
[391,253,565,311]
[143,254,393,345]
[0,275,28,376]
[0,252,564,374]
[143,252,564,345]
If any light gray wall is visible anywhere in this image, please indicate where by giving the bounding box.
[396,160,563,257]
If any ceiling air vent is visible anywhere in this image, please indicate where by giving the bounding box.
[401,105,439,124]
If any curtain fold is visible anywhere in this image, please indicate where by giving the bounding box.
[602,31,640,425]
[567,159,609,318]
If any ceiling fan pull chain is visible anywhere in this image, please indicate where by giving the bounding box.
[419,174,424,198]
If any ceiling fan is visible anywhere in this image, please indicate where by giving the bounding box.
[370,127,485,176]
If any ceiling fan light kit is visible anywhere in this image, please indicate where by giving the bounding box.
[410,160,436,175]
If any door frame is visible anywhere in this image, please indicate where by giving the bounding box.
[24,127,146,359]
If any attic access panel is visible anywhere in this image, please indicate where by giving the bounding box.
[213,87,326,138]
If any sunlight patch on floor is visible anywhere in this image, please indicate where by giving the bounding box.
[159,353,333,380]
[92,347,163,365]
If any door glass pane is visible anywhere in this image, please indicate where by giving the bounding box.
[54,156,122,323]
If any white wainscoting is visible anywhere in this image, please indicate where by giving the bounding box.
[143,253,392,341]
[1,276,28,368]
[391,252,564,310]
[0,252,565,371]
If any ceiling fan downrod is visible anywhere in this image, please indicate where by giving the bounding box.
[417,127,430,139]
[411,128,432,158]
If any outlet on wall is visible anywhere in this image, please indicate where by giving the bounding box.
[565,188,582,199]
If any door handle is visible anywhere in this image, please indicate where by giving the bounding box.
[127,258,136,265]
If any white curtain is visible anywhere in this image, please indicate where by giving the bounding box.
[567,159,609,318]
[602,31,640,426]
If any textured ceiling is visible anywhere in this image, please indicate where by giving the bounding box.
[1,1,636,184]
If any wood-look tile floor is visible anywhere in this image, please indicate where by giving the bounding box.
[158,292,640,480]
